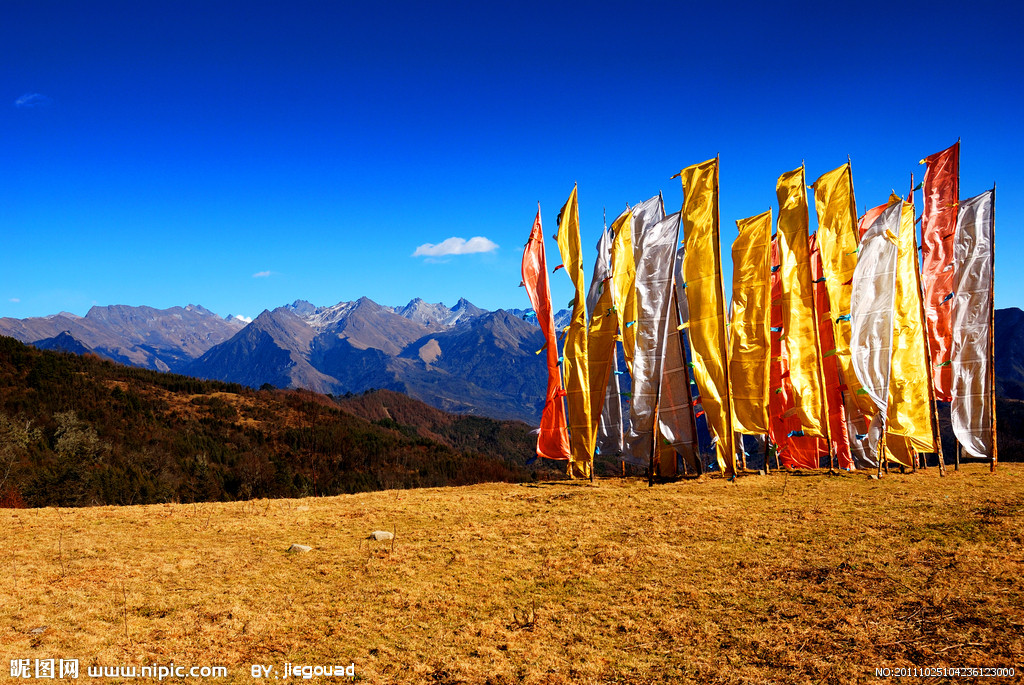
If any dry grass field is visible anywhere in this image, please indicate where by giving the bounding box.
[2,463,1022,684]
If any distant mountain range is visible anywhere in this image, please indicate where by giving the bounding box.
[2,300,1021,425]
[0,298,572,423]
[0,304,246,372]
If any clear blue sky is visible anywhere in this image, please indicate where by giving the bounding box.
[3,1,1021,320]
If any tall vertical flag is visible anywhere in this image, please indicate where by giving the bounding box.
[769,236,827,470]
[677,158,736,476]
[729,209,772,435]
[556,186,594,477]
[920,142,960,402]
[521,207,571,461]
[776,166,829,439]
[632,196,666,258]
[809,233,854,470]
[623,195,665,373]
[586,212,624,458]
[658,278,699,475]
[626,211,686,470]
[850,200,903,464]
[887,197,937,455]
[669,244,702,475]
[951,189,996,462]
[811,163,875,427]
[611,209,638,373]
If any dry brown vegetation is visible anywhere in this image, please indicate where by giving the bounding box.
[3,464,1022,684]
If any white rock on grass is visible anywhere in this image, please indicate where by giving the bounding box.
[287,544,312,553]
[368,531,394,541]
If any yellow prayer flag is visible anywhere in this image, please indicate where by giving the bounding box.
[556,185,594,476]
[729,209,772,435]
[587,269,618,437]
[679,157,736,476]
[887,197,937,453]
[776,166,828,439]
[811,163,876,422]
[884,433,915,468]
[610,209,636,372]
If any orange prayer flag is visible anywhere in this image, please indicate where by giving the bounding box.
[920,141,959,402]
[521,207,570,461]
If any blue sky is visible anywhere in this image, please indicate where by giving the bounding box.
[3,1,1021,320]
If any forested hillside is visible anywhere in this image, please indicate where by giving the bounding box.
[0,336,542,508]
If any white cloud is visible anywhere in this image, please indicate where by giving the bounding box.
[252,270,273,278]
[229,314,253,323]
[15,93,52,108]
[413,236,498,258]
[8,297,20,303]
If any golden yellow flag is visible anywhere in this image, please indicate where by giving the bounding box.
[678,157,736,476]
[556,185,594,476]
[885,433,915,469]
[887,197,936,454]
[729,209,772,435]
[586,215,624,441]
[776,166,828,439]
[587,283,617,431]
[811,163,876,422]
[610,209,636,372]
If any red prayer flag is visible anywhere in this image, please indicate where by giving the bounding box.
[921,141,959,401]
[858,202,888,240]
[810,233,854,470]
[768,237,827,469]
[521,207,571,460]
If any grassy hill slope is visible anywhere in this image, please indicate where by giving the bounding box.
[2,465,1021,683]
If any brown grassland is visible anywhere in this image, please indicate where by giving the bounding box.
[2,463,1022,684]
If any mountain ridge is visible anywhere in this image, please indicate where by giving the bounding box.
[4,299,1020,426]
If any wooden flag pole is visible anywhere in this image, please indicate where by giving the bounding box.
[910,179,945,476]
[674,288,701,478]
[648,205,681,487]
[908,173,918,475]
[844,160,874,473]
[681,325,703,477]
[648,403,657,487]
[990,184,998,473]
[883,432,889,475]
[714,155,739,479]
[676,179,704,478]
[712,157,737,479]
[876,424,884,479]
[803,164,836,475]
[809,236,836,475]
